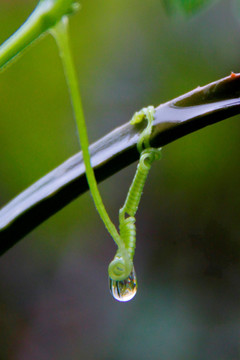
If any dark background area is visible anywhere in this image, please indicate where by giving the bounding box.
[1,0,240,359]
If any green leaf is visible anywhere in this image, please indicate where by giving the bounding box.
[162,0,217,15]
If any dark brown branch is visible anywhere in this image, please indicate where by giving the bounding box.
[1,73,240,255]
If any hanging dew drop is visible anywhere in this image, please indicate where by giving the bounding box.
[109,267,137,302]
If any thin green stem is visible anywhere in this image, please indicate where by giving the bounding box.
[50,18,123,250]
[0,0,79,70]
[0,4,43,69]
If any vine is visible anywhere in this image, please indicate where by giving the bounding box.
[0,0,162,301]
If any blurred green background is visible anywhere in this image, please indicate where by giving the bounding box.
[1,0,240,359]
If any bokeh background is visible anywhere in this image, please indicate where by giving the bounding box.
[1,0,240,359]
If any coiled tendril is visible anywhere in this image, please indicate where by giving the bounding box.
[49,18,160,292]
[108,106,161,281]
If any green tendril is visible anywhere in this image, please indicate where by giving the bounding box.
[51,18,133,281]
[0,0,161,286]
[130,106,155,153]
[108,106,161,281]
[50,17,160,283]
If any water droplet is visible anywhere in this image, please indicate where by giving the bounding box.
[109,267,137,302]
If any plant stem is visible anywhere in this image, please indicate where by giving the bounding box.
[0,0,79,70]
[51,18,123,250]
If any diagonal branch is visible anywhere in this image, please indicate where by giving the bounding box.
[1,73,240,255]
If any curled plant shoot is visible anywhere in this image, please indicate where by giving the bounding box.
[109,107,161,301]
[0,0,162,302]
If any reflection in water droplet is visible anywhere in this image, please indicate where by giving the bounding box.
[109,267,137,302]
